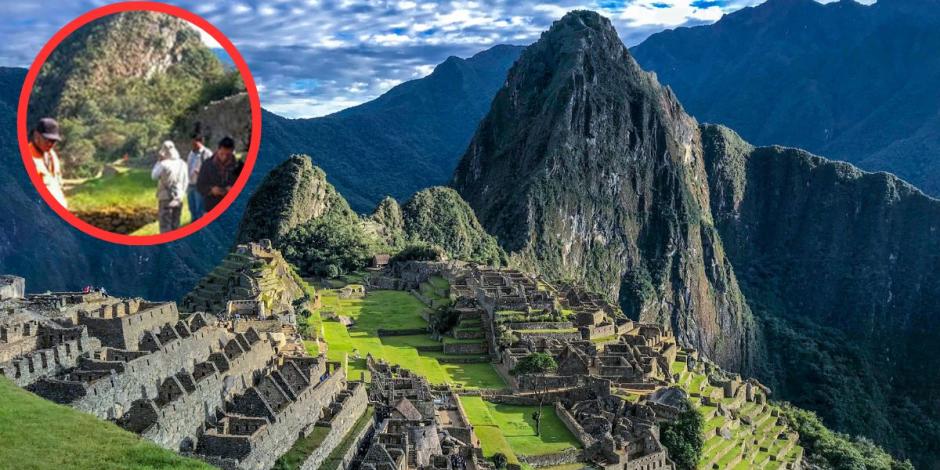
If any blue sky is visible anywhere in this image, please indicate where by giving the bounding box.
[0,0,865,118]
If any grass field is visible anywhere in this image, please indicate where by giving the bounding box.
[312,289,504,388]
[66,167,193,235]
[0,377,212,470]
[459,396,581,463]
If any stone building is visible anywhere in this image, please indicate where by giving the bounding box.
[0,273,360,470]
[360,357,489,470]
[195,356,349,469]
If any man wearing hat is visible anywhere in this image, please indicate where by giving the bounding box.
[28,117,68,208]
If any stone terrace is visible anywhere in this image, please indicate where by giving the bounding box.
[195,356,348,470]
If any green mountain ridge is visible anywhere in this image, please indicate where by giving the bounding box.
[631,0,940,197]
[235,155,503,276]
[701,124,940,462]
[452,10,939,467]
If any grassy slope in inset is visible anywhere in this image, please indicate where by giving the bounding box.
[310,289,504,388]
[66,167,193,235]
[0,377,212,470]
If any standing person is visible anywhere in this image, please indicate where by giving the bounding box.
[27,117,68,208]
[197,136,242,212]
[151,140,188,233]
[186,133,212,220]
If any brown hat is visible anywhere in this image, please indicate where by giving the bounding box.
[35,117,61,141]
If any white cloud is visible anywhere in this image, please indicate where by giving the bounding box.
[0,0,833,118]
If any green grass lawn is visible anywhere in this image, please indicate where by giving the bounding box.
[418,276,451,308]
[0,377,212,470]
[66,167,194,235]
[459,396,581,462]
[312,289,504,389]
[67,168,156,210]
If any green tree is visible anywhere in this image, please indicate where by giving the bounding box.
[281,212,384,277]
[660,399,704,470]
[490,453,508,470]
[511,353,557,375]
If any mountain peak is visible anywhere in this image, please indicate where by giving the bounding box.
[453,11,753,370]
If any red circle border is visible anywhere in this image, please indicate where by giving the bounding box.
[16,1,262,246]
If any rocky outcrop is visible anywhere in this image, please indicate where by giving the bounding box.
[702,124,940,461]
[400,187,505,266]
[453,11,755,370]
[236,155,354,245]
[175,92,251,153]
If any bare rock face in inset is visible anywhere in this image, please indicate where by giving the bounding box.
[176,92,252,153]
[453,11,756,371]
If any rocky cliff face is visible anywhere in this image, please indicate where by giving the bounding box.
[29,11,230,175]
[174,92,251,153]
[236,155,353,245]
[452,11,755,370]
[702,124,940,461]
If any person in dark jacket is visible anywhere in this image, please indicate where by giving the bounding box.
[196,136,243,212]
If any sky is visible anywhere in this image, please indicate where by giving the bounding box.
[0,0,872,118]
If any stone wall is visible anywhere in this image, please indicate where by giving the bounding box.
[584,323,616,340]
[445,389,479,448]
[197,366,346,470]
[520,447,582,468]
[131,338,277,450]
[517,374,581,391]
[175,92,251,153]
[299,381,368,470]
[320,411,375,470]
[32,325,230,419]
[80,302,179,350]
[624,450,670,470]
[0,322,42,363]
[0,334,100,387]
[443,341,487,355]
[516,330,582,342]
[555,402,595,447]
[506,322,573,331]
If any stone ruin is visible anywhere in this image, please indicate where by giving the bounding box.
[0,272,372,470]
[182,239,306,324]
[194,356,352,469]
[359,356,488,470]
[372,260,798,470]
[558,394,674,470]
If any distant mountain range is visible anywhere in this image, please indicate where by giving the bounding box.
[262,44,523,212]
[632,0,940,196]
[0,43,521,301]
[4,3,940,464]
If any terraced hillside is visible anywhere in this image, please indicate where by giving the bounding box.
[671,353,803,469]
[182,242,305,316]
[310,277,505,388]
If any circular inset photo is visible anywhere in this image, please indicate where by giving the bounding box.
[18,3,260,245]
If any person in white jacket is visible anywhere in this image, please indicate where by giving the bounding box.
[151,140,189,233]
